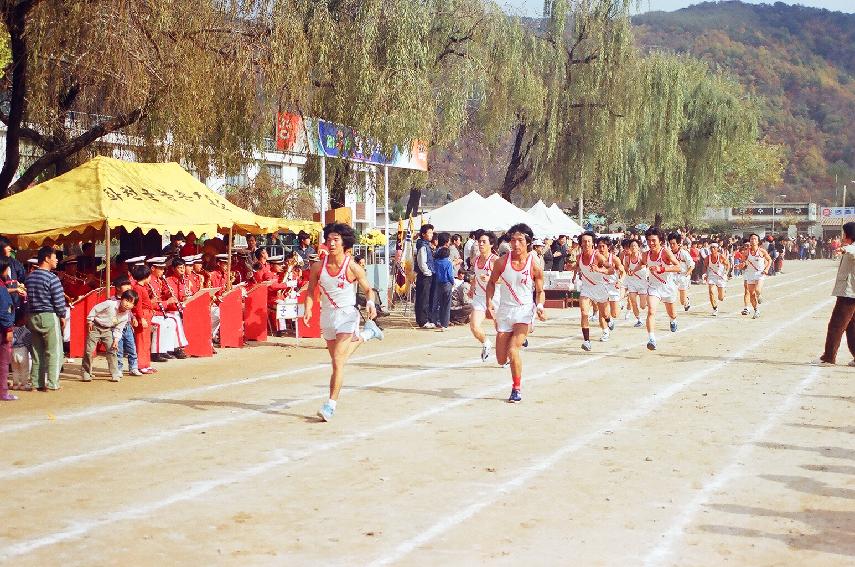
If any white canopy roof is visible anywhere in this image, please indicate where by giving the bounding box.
[425,191,552,236]
[525,200,584,237]
[483,194,553,238]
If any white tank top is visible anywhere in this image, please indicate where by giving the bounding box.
[578,251,604,287]
[647,248,672,286]
[745,249,764,277]
[707,254,726,280]
[674,248,692,274]
[319,255,355,310]
[473,253,497,299]
[498,253,534,307]
[626,252,648,281]
[603,253,618,285]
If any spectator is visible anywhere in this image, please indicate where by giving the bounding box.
[551,235,569,271]
[294,231,316,270]
[817,222,855,365]
[532,239,546,270]
[432,238,455,331]
[112,277,142,377]
[450,273,473,325]
[449,234,463,272]
[0,236,26,284]
[414,224,436,328]
[0,258,17,401]
[542,237,554,271]
[81,290,139,383]
[463,231,477,271]
[25,246,67,392]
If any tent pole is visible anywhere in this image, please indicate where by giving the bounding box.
[320,155,327,243]
[227,227,233,290]
[105,222,111,296]
[383,165,390,302]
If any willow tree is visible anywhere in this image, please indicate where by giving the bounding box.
[0,0,299,197]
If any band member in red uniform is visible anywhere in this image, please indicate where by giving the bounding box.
[130,264,156,373]
[147,257,189,361]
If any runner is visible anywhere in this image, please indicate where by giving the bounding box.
[621,238,648,328]
[705,242,730,316]
[468,230,499,362]
[485,223,546,403]
[597,237,625,333]
[574,232,614,350]
[304,223,384,422]
[739,233,772,319]
[668,233,696,312]
[641,227,681,351]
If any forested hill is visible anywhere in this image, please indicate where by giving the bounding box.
[633,1,855,205]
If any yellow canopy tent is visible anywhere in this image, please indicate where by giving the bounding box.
[0,156,319,247]
[0,156,320,286]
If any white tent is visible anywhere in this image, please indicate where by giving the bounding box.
[483,194,553,238]
[527,200,562,237]
[548,203,584,237]
[424,191,493,233]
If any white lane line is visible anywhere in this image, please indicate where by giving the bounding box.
[364,296,834,567]
[0,272,817,481]
[641,366,824,567]
[0,277,830,559]
[0,336,460,435]
[0,316,580,481]
[0,268,826,437]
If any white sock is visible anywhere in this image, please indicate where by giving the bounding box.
[327,399,337,409]
[482,338,491,347]
[648,332,655,340]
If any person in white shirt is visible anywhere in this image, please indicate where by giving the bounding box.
[668,233,696,312]
[81,290,139,383]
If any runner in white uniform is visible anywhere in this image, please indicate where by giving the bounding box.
[485,223,545,403]
[621,238,648,328]
[597,237,625,333]
[574,232,614,350]
[640,228,681,351]
[469,230,499,362]
[304,223,384,421]
[668,233,696,312]
[739,233,772,319]
[705,242,729,316]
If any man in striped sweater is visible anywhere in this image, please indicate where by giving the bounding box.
[25,246,67,391]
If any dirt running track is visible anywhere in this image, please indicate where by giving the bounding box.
[0,260,852,566]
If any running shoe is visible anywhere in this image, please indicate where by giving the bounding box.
[752,309,760,319]
[600,331,610,342]
[847,360,855,367]
[633,320,643,328]
[581,340,592,351]
[810,358,834,367]
[501,361,510,368]
[522,339,529,348]
[712,307,718,317]
[670,320,678,333]
[422,322,436,329]
[647,338,657,351]
[480,341,492,362]
[608,319,615,331]
[507,389,522,403]
[684,302,691,312]
[757,293,763,304]
[588,314,596,323]
[741,308,749,316]
[361,319,385,341]
[318,402,335,422]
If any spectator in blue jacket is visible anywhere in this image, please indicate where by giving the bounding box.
[432,233,455,331]
[0,258,18,400]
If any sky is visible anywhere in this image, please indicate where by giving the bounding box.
[500,0,855,18]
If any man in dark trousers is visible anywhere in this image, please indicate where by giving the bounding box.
[414,223,436,328]
[817,221,855,366]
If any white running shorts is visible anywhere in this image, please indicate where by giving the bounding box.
[320,306,361,340]
[495,303,535,333]
[674,274,691,291]
[647,282,675,304]
[580,283,608,305]
[625,276,648,295]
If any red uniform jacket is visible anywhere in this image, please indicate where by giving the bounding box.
[131,281,154,322]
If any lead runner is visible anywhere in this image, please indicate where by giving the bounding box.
[304,222,384,421]
[485,223,546,403]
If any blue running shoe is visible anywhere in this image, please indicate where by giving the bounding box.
[633,320,643,328]
[508,389,522,403]
[647,339,657,351]
[318,402,335,422]
[670,320,678,333]
[608,319,615,331]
